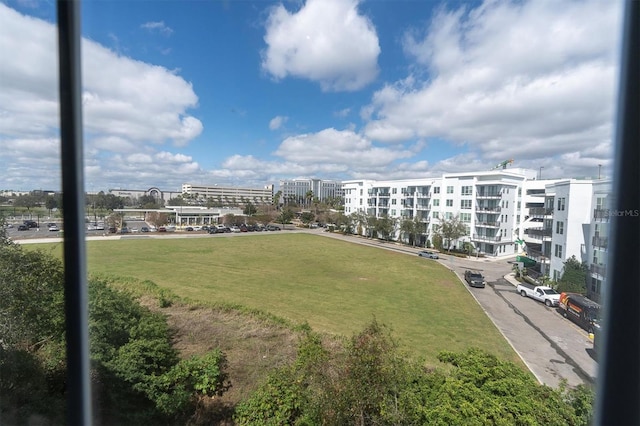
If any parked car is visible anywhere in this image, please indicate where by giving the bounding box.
[120,227,130,234]
[108,226,117,233]
[418,251,439,259]
[516,283,560,307]
[464,270,486,288]
[185,226,194,231]
[157,226,167,232]
[17,224,28,231]
[48,224,60,232]
[140,226,150,233]
[23,220,38,228]
[229,226,241,233]
[266,225,281,231]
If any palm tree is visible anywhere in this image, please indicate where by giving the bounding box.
[305,190,314,208]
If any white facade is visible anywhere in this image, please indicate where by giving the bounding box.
[343,168,539,257]
[521,179,612,302]
[181,183,274,204]
[279,178,343,205]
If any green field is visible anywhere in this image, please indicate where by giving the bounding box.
[35,233,519,364]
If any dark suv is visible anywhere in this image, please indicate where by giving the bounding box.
[464,270,486,288]
[23,220,38,228]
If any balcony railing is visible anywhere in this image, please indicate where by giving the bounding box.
[476,222,500,228]
[529,207,554,216]
[526,248,549,260]
[525,228,552,237]
[593,208,610,220]
[590,263,607,277]
[472,234,502,242]
[476,193,502,199]
[476,206,501,213]
[592,235,609,249]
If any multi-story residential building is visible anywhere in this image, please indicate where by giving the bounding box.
[343,168,539,257]
[181,183,274,205]
[521,178,612,302]
[588,181,612,303]
[279,178,343,205]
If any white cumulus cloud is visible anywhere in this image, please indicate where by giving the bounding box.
[262,0,380,92]
[363,0,622,178]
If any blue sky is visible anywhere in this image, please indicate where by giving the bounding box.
[0,0,623,192]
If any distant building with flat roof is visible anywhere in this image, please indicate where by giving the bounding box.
[181,183,274,205]
[279,178,343,205]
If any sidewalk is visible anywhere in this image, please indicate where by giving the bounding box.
[503,272,520,287]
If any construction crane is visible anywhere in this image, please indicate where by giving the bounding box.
[491,159,514,170]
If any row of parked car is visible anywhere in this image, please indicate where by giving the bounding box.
[207,224,281,233]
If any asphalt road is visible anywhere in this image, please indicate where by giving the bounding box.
[11,226,597,388]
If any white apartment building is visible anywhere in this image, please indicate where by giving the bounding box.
[279,178,343,205]
[343,168,538,257]
[181,183,274,205]
[522,179,612,302]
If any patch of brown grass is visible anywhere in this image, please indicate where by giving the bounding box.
[138,297,302,423]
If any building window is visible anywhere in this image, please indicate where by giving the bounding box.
[554,244,563,258]
[461,199,472,209]
[391,199,397,205]
[461,186,472,196]
[392,188,397,194]
[556,221,564,234]
[557,197,566,211]
[446,199,453,207]
[446,186,454,194]
[434,187,440,194]
[460,213,471,223]
[445,212,453,220]
[433,199,440,207]
[433,211,439,219]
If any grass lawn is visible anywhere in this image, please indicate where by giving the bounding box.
[35,233,519,364]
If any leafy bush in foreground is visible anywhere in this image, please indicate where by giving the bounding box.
[0,241,230,425]
[235,320,594,426]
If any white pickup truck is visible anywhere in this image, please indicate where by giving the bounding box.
[516,283,561,307]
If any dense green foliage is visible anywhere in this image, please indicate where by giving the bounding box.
[0,241,229,425]
[556,255,588,294]
[235,320,594,426]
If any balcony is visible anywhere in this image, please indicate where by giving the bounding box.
[472,234,502,242]
[476,222,500,228]
[590,263,607,277]
[525,228,552,237]
[476,206,501,213]
[529,207,553,216]
[476,193,502,199]
[526,248,549,260]
[592,235,609,249]
[593,208,610,220]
